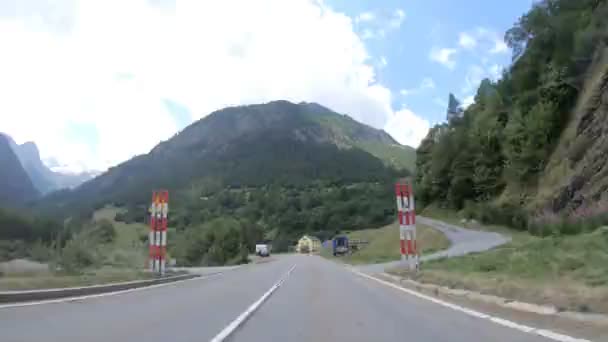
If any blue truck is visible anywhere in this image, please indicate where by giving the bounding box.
[332,236,349,256]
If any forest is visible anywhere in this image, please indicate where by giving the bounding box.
[416,0,608,234]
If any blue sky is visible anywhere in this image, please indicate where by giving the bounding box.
[1,0,536,172]
[329,0,534,124]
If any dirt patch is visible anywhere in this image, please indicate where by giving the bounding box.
[0,259,49,275]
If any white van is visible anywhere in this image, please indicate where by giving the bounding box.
[255,244,270,257]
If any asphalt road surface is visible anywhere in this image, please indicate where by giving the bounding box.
[356,216,511,274]
[1,254,560,342]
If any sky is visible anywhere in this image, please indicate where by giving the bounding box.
[0,0,535,173]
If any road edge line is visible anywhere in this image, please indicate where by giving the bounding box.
[0,272,225,309]
[349,269,591,342]
[210,264,297,342]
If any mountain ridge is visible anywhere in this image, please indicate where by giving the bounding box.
[34,101,413,217]
[0,133,99,194]
[0,135,39,206]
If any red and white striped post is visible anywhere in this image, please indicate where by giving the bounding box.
[395,182,418,271]
[149,190,169,275]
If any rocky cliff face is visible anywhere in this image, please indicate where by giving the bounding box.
[539,49,608,213]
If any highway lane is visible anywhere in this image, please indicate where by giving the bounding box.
[1,254,572,342]
[232,255,553,342]
[0,256,297,342]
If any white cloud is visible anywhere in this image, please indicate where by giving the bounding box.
[456,27,510,55]
[0,0,426,170]
[458,32,477,49]
[400,77,435,97]
[389,9,405,28]
[489,64,503,80]
[462,95,475,108]
[379,56,388,68]
[355,8,404,40]
[429,47,457,69]
[462,65,486,94]
[475,27,509,54]
[361,28,375,40]
[490,39,509,54]
[355,11,375,23]
[384,107,430,147]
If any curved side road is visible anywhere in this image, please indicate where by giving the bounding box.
[356,215,511,274]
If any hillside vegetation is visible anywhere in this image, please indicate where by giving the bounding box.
[416,0,608,233]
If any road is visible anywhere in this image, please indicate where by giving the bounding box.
[356,216,511,274]
[1,254,558,342]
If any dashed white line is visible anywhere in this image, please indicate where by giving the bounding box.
[350,269,592,342]
[210,264,297,342]
[0,272,225,309]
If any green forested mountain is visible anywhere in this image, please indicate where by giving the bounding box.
[416,0,608,233]
[0,135,39,206]
[30,101,412,264]
[36,101,411,214]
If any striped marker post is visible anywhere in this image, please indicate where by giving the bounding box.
[149,190,169,275]
[395,182,418,271]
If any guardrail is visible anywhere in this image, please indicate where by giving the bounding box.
[0,273,200,304]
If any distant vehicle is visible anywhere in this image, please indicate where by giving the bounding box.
[332,236,349,256]
[255,244,270,257]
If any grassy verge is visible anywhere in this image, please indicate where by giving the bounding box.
[0,268,153,291]
[0,206,152,290]
[393,206,608,314]
[324,221,449,265]
[92,207,150,268]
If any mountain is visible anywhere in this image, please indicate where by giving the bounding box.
[35,101,412,216]
[415,0,608,232]
[0,133,98,194]
[0,135,39,205]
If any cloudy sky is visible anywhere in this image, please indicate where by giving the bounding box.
[0,0,534,173]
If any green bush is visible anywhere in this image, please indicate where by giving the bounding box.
[58,239,96,274]
[0,240,28,261]
[93,219,116,243]
[28,241,53,262]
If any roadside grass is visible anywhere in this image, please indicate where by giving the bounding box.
[0,206,152,290]
[396,206,608,314]
[93,206,149,268]
[328,221,449,265]
[0,268,153,291]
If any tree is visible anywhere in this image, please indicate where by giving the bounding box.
[447,93,464,121]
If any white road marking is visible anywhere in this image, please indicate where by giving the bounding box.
[350,269,592,342]
[0,272,225,309]
[210,264,297,342]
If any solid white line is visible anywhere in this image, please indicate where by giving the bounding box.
[210,264,297,342]
[350,269,591,342]
[0,272,225,310]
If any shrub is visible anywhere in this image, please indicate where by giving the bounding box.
[28,241,53,262]
[94,219,116,243]
[461,201,477,220]
[557,220,583,235]
[58,239,96,274]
